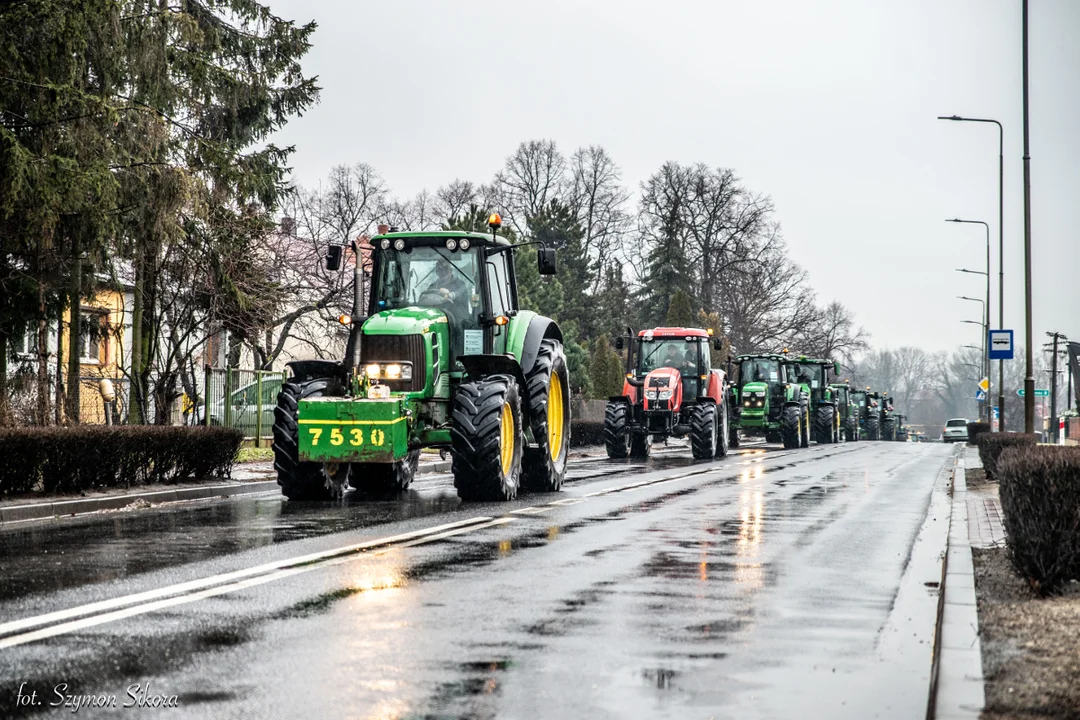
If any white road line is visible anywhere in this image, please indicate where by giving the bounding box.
[0,516,492,638]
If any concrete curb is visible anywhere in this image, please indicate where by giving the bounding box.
[931,449,985,719]
[0,460,453,525]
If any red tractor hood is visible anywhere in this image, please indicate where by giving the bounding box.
[644,367,683,412]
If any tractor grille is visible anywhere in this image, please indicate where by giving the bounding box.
[362,334,426,392]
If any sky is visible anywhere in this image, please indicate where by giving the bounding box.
[267,0,1079,357]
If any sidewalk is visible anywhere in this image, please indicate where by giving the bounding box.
[964,447,1007,549]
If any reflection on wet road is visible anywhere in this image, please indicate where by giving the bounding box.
[0,442,954,718]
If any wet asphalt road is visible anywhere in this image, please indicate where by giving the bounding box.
[0,441,955,719]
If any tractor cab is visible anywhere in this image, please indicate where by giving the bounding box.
[829,381,859,441]
[784,356,843,444]
[728,353,805,446]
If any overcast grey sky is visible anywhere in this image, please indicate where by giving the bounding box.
[268,0,1078,357]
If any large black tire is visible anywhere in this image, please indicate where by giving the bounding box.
[882,418,896,442]
[689,403,717,460]
[866,416,881,441]
[604,401,629,459]
[846,417,858,442]
[272,377,344,500]
[451,375,523,501]
[522,340,571,492]
[350,449,421,493]
[812,405,835,444]
[716,402,730,458]
[629,431,651,458]
[780,405,800,449]
[729,421,741,449]
[800,403,810,448]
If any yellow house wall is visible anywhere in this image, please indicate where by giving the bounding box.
[60,288,128,424]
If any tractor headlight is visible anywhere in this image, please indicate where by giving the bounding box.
[657,390,673,400]
[645,390,658,400]
[445,239,458,251]
[744,400,752,407]
[380,239,391,250]
[365,363,381,378]
[393,239,406,251]
[458,238,470,250]
[364,362,412,381]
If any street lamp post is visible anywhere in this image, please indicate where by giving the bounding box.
[959,296,988,421]
[949,218,992,421]
[938,116,1005,430]
[961,317,988,421]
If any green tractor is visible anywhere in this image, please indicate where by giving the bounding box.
[728,352,809,449]
[785,356,843,444]
[271,215,571,502]
[828,380,859,441]
[879,393,897,441]
[894,413,909,442]
[850,388,882,440]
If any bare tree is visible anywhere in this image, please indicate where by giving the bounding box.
[434,179,481,223]
[492,139,567,235]
[796,300,869,365]
[323,163,387,244]
[567,146,631,293]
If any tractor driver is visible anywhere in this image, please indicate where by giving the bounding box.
[422,261,469,305]
[661,344,697,374]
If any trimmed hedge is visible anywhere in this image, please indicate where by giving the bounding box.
[998,445,1080,594]
[977,431,1038,479]
[966,421,990,447]
[570,420,605,448]
[0,426,244,497]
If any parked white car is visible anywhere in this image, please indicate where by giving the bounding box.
[942,418,969,443]
[199,377,283,436]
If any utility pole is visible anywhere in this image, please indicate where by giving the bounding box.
[1021,0,1035,433]
[1045,332,1067,442]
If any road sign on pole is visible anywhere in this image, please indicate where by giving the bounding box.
[989,330,1015,360]
[976,389,987,402]
[1016,388,1049,397]
[978,377,989,392]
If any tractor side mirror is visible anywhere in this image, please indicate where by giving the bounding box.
[326,244,343,271]
[834,361,842,375]
[538,248,557,275]
[713,338,722,350]
[615,337,624,351]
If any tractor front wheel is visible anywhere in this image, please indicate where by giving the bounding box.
[690,403,717,460]
[716,403,730,458]
[629,432,651,458]
[866,416,881,441]
[350,449,421,494]
[846,417,858,442]
[882,419,896,442]
[812,405,835,444]
[451,375,523,501]
[800,404,811,448]
[604,401,630,459]
[522,340,571,492]
[272,376,345,501]
[780,405,800,449]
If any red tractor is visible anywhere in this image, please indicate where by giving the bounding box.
[604,327,730,460]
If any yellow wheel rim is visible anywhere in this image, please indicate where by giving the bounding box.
[500,402,514,477]
[547,374,565,461]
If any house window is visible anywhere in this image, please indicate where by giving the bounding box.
[79,314,104,363]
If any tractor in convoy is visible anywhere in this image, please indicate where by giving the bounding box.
[879,393,898,441]
[850,388,882,440]
[271,215,572,502]
[894,414,910,442]
[784,355,843,444]
[603,327,729,460]
[729,351,810,449]
[829,380,859,441]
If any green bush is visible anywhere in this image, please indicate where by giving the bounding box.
[966,421,990,447]
[977,431,1038,479]
[0,426,244,497]
[570,420,605,447]
[997,445,1080,595]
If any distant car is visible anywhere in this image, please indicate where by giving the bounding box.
[942,418,969,443]
[199,377,283,436]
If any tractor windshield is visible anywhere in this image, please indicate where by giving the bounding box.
[739,358,781,385]
[639,339,698,375]
[373,246,482,360]
[791,362,824,390]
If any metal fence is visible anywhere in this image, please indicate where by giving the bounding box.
[78,376,130,425]
[202,368,287,445]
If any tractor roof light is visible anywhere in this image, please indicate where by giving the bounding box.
[459,238,470,250]
[495,315,509,326]
[380,239,391,250]
[446,239,458,251]
[393,239,406,251]
[707,328,714,336]
[488,213,502,229]
[338,314,352,326]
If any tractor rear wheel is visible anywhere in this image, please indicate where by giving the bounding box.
[882,419,896,442]
[522,340,571,492]
[729,421,741,449]
[716,403,730,458]
[780,405,800,449]
[690,403,717,460]
[273,377,346,501]
[846,417,858,442]
[812,405,835,444]
[350,449,421,494]
[451,375,523,501]
[629,432,651,458]
[866,416,881,441]
[800,404,810,448]
[604,401,630,459]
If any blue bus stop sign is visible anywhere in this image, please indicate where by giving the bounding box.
[989,330,1014,360]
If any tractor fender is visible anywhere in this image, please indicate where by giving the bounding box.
[285,359,345,384]
[519,316,563,377]
[458,354,527,395]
